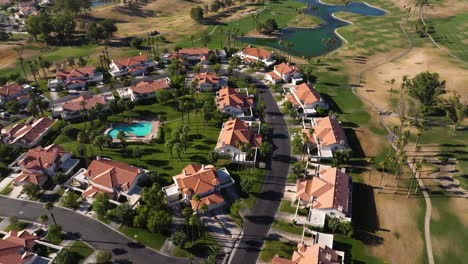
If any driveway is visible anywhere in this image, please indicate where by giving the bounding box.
[0,196,188,264]
[230,73,291,263]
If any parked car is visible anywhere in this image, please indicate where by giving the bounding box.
[0,112,10,119]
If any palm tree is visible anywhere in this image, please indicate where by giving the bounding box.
[173,142,182,161]
[39,214,49,226]
[117,130,126,149]
[378,161,387,191]
[389,78,395,111]
[44,202,57,225]
[367,157,375,184]
[200,203,208,237]
[14,46,29,81]
[27,61,38,84]
[165,139,175,158]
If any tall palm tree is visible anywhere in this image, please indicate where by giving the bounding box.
[44,202,57,225]
[378,161,387,191]
[27,61,38,84]
[117,130,126,149]
[388,78,395,110]
[173,142,182,161]
[14,46,29,81]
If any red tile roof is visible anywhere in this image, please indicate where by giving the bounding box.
[2,117,55,146]
[216,118,262,150]
[85,158,142,193]
[131,78,170,95]
[61,95,109,112]
[273,242,342,264]
[242,46,272,60]
[194,72,219,85]
[217,87,252,111]
[173,164,220,195]
[56,67,95,79]
[18,144,67,171]
[0,83,22,97]
[0,230,38,264]
[296,167,350,214]
[190,193,224,210]
[305,116,348,147]
[14,171,45,185]
[113,54,148,69]
[288,83,322,107]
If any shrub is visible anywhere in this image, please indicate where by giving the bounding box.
[96,250,112,264]
[170,231,186,246]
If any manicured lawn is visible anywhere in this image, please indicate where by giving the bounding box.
[272,220,303,236]
[118,225,167,250]
[68,241,94,263]
[429,197,468,264]
[4,221,29,232]
[259,239,296,262]
[427,13,468,62]
[172,234,218,258]
[334,234,384,264]
[54,95,222,183]
[46,232,64,245]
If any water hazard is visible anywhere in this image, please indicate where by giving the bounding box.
[240,0,385,57]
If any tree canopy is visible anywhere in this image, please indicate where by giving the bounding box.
[406,71,446,106]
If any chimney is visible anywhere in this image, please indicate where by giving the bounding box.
[96,156,101,160]
[325,253,332,261]
[202,164,205,170]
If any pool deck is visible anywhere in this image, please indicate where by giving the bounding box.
[104,120,160,143]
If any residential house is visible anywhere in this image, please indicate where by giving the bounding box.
[109,54,157,78]
[191,72,227,91]
[285,83,328,116]
[216,87,253,120]
[0,83,32,106]
[48,66,103,92]
[162,48,226,65]
[14,1,38,19]
[302,116,349,159]
[67,157,146,206]
[162,164,234,211]
[272,242,344,264]
[51,93,115,120]
[118,77,170,101]
[0,230,40,264]
[1,117,55,148]
[236,46,276,67]
[12,144,75,187]
[265,62,303,84]
[295,167,352,227]
[215,118,262,163]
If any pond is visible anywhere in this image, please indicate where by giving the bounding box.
[92,0,113,8]
[240,0,386,57]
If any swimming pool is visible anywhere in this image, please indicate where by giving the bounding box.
[108,122,152,138]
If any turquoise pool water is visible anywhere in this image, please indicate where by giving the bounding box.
[240,0,386,57]
[108,122,152,138]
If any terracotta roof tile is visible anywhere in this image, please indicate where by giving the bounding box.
[173,164,219,195]
[56,67,95,79]
[296,168,350,214]
[242,47,272,59]
[85,158,142,192]
[308,117,348,147]
[0,83,22,97]
[2,117,55,145]
[217,87,252,111]
[190,193,224,210]
[194,72,219,85]
[114,54,148,69]
[61,95,109,112]
[288,83,322,106]
[216,118,262,150]
[131,78,170,95]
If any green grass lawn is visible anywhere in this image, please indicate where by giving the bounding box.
[68,241,94,263]
[259,239,296,262]
[334,234,384,264]
[118,225,167,250]
[172,234,218,258]
[279,200,308,216]
[54,95,222,184]
[272,220,303,236]
[4,221,29,232]
[429,197,468,264]
[427,13,468,62]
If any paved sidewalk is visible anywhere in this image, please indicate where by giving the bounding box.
[204,208,242,261]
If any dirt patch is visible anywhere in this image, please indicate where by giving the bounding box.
[367,184,425,263]
[357,47,468,110]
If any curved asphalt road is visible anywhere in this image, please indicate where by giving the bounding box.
[230,74,291,264]
[0,197,187,264]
